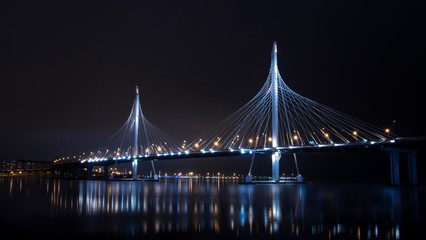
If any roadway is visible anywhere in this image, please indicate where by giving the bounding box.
[52,137,425,170]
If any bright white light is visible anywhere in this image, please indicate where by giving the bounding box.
[396,225,400,240]
[240,149,246,154]
[390,139,395,143]
[375,225,378,238]
[229,148,234,152]
[178,152,182,155]
[209,149,215,153]
[185,150,189,154]
[370,141,376,144]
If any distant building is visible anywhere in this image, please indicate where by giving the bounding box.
[0,157,51,171]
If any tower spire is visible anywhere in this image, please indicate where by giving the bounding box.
[133,86,140,156]
[132,86,140,180]
[271,41,281,182]
[271,41,279,148]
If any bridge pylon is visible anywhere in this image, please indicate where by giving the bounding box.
[132,86,140,180]
[271,41,286,182]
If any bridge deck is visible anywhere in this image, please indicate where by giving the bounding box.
[52,137,425,169]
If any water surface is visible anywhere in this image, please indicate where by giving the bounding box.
[0,178,424,239]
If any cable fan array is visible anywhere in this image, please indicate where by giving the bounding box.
[187,43,396,151]
[82,87,183,162]
[68,42,396,164]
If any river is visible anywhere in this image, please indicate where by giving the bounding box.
[0,178,424,239]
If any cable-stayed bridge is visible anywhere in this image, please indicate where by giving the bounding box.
[53,42,424,184]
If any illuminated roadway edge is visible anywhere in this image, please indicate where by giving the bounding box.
[51,137,426,170]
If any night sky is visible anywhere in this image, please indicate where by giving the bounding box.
[1,0,425,176]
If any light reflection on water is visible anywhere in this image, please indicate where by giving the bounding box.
[1,178,424,239]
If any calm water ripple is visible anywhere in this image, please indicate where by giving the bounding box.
[0,178,424,239]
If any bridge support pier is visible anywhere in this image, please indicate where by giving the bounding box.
[87,166,93,180]
[103,165,111,180]
[386,148,418,185]
[151,160,158,180]
[408,151,418,185]
[72,167,81,179]
[390,149,400,185]
[272,152,281,182]
[132,160,138,180]
[293,153,303,182]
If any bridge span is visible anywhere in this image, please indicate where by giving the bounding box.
[52,137,425,184]
[52,42,424,184]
